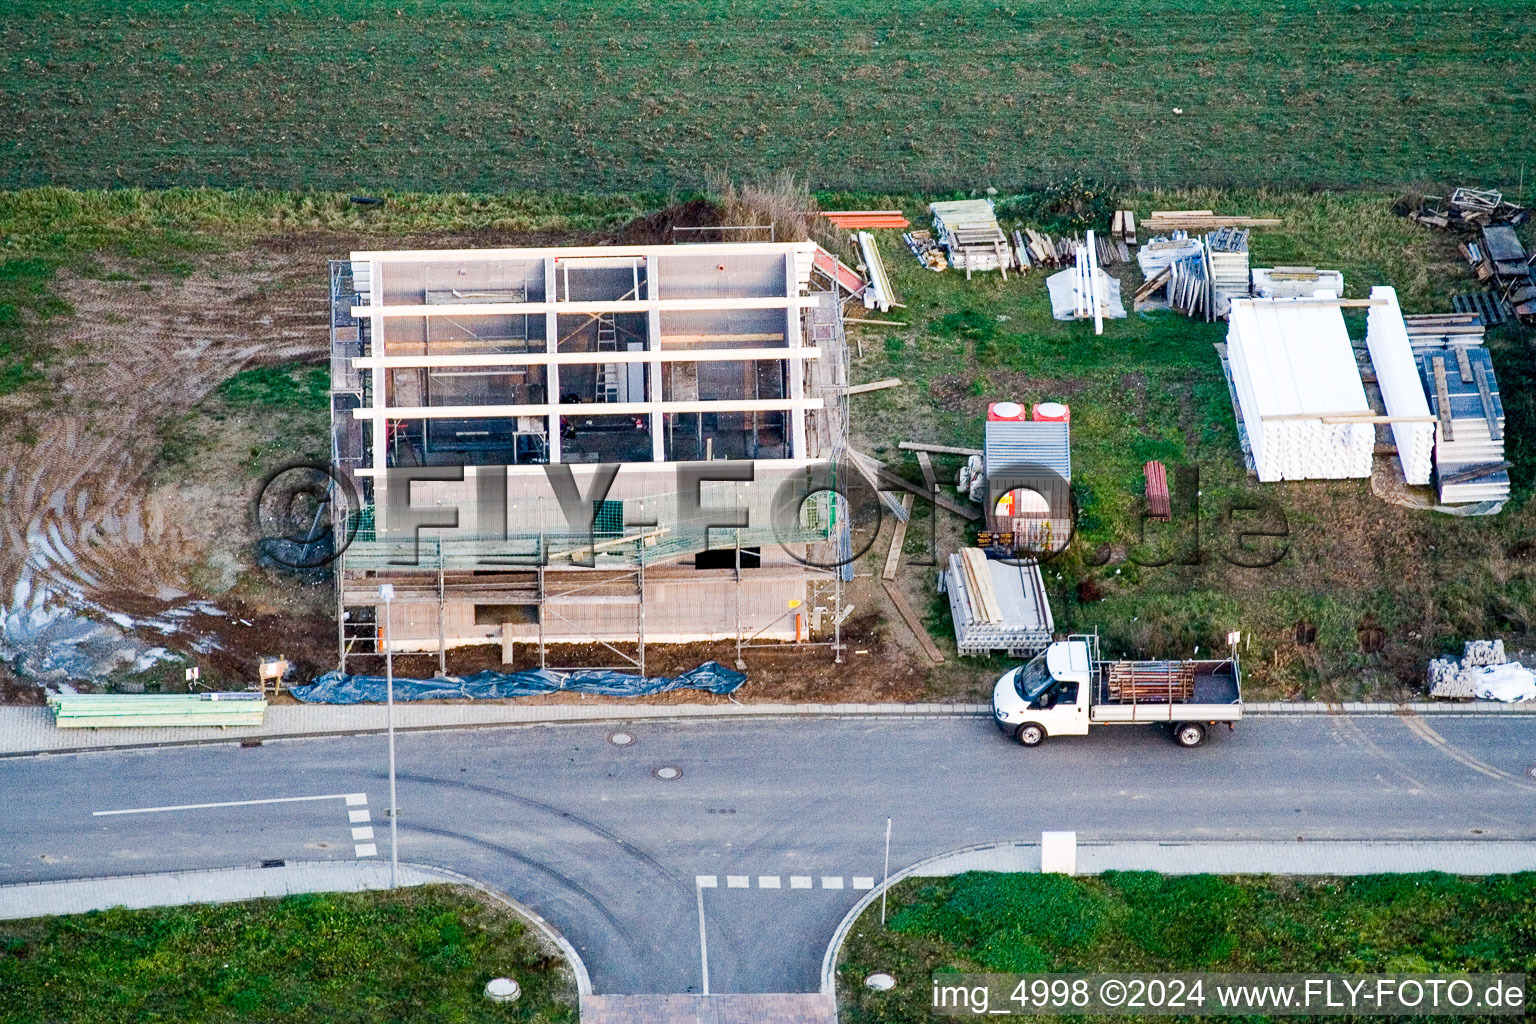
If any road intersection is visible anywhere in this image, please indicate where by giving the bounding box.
[4,714,1535,994]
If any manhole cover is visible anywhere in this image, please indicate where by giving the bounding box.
[1471,828,1487,835]
[609,731,634,746]
[653,766,682,781]
[866,973,896,991]
[1529,764,1536,779]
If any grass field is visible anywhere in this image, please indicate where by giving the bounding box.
[0,886,577,1024]
[838,871,1536,1023]
[4,2,1535,193]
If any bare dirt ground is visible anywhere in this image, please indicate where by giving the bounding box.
[0,223,950,704]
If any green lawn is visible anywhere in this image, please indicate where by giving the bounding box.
[838,871,1536,1024]
[3,2,1534,193]
[0,886,577,1024]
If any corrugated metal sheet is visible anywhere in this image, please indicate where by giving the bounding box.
[984,420,1071,481]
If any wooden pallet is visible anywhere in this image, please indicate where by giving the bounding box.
[1451,292,1507,326]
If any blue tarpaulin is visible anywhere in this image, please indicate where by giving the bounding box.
[289,661,746,703]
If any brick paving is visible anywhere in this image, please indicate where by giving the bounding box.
[580,994,837,1024]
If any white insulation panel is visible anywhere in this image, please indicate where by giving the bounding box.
[1364,286,1435,485]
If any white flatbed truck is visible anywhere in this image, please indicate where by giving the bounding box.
[991,635,1242,748]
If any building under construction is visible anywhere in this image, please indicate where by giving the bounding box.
[327,241,857,674]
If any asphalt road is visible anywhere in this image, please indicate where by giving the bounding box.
[4,715,1536,994]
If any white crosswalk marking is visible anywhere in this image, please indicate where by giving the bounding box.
[821,876,844,889]
[349,809,371,823]
[345,793,368,806]
[351,826,375,841]
[852,876,875,890]
[758,875,781,889]
[726,875,750,888]
[790,875,813,889]
[354,843,378,858]
[696,875,718,888]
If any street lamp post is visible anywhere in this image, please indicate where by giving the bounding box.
[379,583,398,889]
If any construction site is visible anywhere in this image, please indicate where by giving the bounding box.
[325,240,863,676]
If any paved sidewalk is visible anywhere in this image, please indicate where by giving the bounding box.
[580,994,837,1024]
[2,699,1531,758]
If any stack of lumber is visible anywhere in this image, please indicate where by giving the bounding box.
[1144,210,1281,232]
[1227,298,1375,482]
[48,693,268,729]
[856,231,897,313]
[1251,266,1344,299]
[943,552,1054,657]
[1143,460,1172,520]
[822,210,909,229]
[1409,187,1528,231]
[1363,287,1435,486]
[956,548,1002,623]
[1403,312,1485,347]
[929,199,1014,279]
[1105,661,1195,702]
[1420,343,1509,504]
[1111,210,1137,245]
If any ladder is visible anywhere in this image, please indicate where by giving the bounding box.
[596,313,618,350]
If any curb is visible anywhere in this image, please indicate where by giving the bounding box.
[817,837,1536,998]
[2,699,1532,758]
[0,859,586,994]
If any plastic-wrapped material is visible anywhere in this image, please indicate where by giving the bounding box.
[291,661,746,703]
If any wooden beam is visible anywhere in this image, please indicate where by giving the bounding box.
[898,441,983,457]
[916,451,938,493]
[1432,355,1454,442]
[844,447,912,523]
[841,317,908,326]
[1234,297,1386,309]
[352,398,824,420]
[1438,461,1511,487]
[353,296,807,318]
[356,346,818,369]
[836,378,903,396]
[874,465,981,521]
[881,580,945,664]
[881,494,916,581]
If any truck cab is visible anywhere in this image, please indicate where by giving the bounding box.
[991,641,1093,744]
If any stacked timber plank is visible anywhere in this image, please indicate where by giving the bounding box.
[1144,210,1281,232]
[1419,343,1509,504]
[929,199,1014,279]
[1111,210,1137,245]
[1106,661,1195,702]
[1363,287,1435,486]
[1469,225,1536,324]
[1403,312,1485,348]
[943,552,1053,657]
[822,210,910,230]
[48,693,268,729]
[1226,298,1375,482]
[1143,460,1172,520]
[1251,266,1345,299]
[902,230,948,272]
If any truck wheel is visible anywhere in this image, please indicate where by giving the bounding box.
[1174,722,1206,748]
[1015,723,1046,747]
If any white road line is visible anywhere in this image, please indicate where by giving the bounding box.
[852,876,875,890]
[94,793,368,817]
[821,876,844,889]
[351,826,375,841]
[696,882,711,996]
[354,843,378,858]
[758,875,781,889]
[726,875,749,888]
[348,809,371,823]
[790,875,813,889]
[696,875,718,888]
